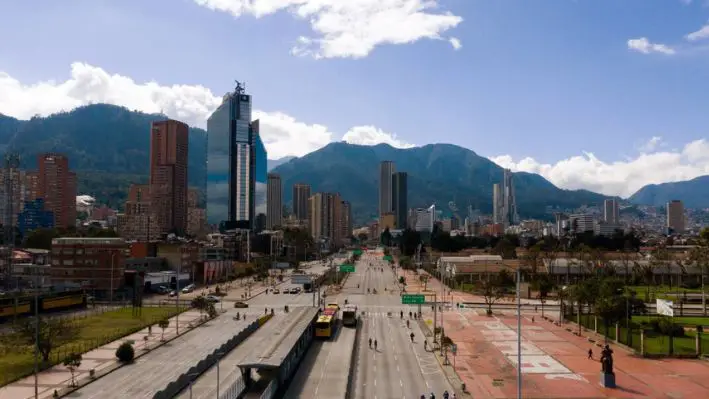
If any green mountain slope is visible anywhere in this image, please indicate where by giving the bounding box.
[272,142,610,224]
[0,105,206,208]
[628,176,709,209]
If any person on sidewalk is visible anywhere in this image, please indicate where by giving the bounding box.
[588,348,593,360]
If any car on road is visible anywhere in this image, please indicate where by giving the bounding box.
[169,290,178,297]
[233,301,248,308]
[272,288,280,294]
[205,295,220,303]
[291,287,301,294]
[181,284,195,294]
[283,288,291,294]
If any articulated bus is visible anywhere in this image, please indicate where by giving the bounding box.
[315,305,340,338]
[342,304,357,327]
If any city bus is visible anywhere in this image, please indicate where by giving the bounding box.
[342,304,357,327]
[315,306,339,338]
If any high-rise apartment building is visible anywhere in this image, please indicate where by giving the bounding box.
[603,199,619,225]
[667,200,685,233]
[414,205,436,233]
[0,162,26,227]
[379,161,395,217]
[340,200,352,241]
[492,183,503,224]
[149,120,189,235]
[292,183,311,222]
[391,171,407,229]
[252,120,268,232]
[309,192,344,247]
[37,153,76,229]
[206,82,264,231]
[500,169,518,227]
[117,184,159,241]
[266,173,282,229]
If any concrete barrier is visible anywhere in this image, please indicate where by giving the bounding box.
[345,318,362,399]
[152,316,272,399]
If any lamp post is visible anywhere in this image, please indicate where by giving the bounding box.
[516,267,522,399]
[109,251,117,305]
[33,265,39,399]
[216,351,225,398]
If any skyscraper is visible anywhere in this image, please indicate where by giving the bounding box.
[309,192,344,247]
[502,169,518,227]
[667,200,685,233]
[340,200,352,242]
[149,119,189,235]
[492,183,503,224]
[266,173,282,229]
[379,161,396,217]
[603,199,619,224]
[293,183,311,222]
[252,120,268,232]
[206,81,260,231]
[391,171,407,229]
[37,153,76,229]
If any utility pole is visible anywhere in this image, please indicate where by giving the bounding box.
[516,268,522,399]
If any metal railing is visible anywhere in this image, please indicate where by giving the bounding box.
[218,375,246,399]
[260,380,278,399]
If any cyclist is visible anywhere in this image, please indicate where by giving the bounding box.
[400,310,404,319]
[409,311,412,318]
[410,332,415,342]
[443,390,450,399]
[369,338,372,348]
[406,320,410,328]
[374,339,378,350]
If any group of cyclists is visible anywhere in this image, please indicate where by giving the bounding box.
[421,391,455,399]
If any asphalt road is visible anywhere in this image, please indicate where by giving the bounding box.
[283,250,454,399]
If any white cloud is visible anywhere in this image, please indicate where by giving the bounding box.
[193,0,463,59]
[627,37,676,55]
[638,136,663,153]
[0,62,412,159]
[449,37,462,50]
[342,126,415,148]
[489,139,709,198]
[686,22,709,41]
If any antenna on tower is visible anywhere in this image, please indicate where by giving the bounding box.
[234,80,246,95]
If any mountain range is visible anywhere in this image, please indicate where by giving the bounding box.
[2,103,704,225]
[270,142,612,223]
[628,176,709,209]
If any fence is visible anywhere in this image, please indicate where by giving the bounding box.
[566,313,708,356]
[218,375,246,399]
[152,314,273,399]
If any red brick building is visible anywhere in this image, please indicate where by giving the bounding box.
[37,153,76,229]
[50,237,127,298]
[150,120,189,236]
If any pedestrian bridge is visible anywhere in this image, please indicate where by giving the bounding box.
[219,307,319,399]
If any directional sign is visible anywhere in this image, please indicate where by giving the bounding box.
[401,294,425,304]
[383,255,393,262]
[451,344,458,355]
[339,264,355,273]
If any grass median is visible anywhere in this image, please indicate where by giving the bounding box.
[0,306,186,387]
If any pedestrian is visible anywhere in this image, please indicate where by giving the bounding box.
[588,348,593,359]
[531,316,535,323]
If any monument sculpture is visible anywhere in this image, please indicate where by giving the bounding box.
[599,344,616,388]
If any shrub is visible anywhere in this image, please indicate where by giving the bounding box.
[116,341,135,363]
[650,318,686,337]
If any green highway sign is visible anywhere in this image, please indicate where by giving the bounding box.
[353,249,363,256]
[339,264,355,273]
[401,294,425,304]
[383,255,393,262]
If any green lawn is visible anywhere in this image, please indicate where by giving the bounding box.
[0,306,184,387]
[632,315,709,327]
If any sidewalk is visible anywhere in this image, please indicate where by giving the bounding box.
[0,283,263,399]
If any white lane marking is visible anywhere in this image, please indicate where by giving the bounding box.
[313,341,335,397]
[400,380,403,387]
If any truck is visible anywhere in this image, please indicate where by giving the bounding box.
[303,282,313,293]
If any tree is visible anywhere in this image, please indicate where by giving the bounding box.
[191,295,208,316]
[14,317,79,363]
[115,341,135,363]
[532,274,555,318]
[651,245,672,288]
[158,319,169,341]
[398,228,421,256]
[479,274,506,316]
[380,228,393,247]
[690,232,709,316]
[594,278,627,340]
[206,303,218,319]
[63,352,82,387]
[24,228,61,250]
[419,275,429,291]
[491,238,516,259]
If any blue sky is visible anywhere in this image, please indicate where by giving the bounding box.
[0,0,708,198]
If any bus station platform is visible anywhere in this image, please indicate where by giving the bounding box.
[237,307,320,399]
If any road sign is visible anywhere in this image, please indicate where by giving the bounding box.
[401,294,425,304]
[451,344,457,355]
[291,275,312,285]
[383,255,393,262]
[339,264,355,273]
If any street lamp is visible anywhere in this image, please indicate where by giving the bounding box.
[109,251,118,305]
[215,351,225,398]
[188,372,200,399]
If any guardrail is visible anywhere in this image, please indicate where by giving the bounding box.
[260,380,278,399]
[152,314,273,399]
[345,317,362,399]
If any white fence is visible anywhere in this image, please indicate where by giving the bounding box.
[260,380,278,399]
[218,375,246,399]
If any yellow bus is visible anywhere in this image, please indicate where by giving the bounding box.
[315,314,336,338]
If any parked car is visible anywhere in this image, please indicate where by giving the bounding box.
[272,288,280,294]
[182,284,195,294]
[283,288,290,294]
[205,295,220,303]
[169,290,178,297]
[234,301,248,308]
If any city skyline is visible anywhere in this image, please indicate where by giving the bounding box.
[0,1,708,198]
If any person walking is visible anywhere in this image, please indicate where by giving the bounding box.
[588,348,593,360]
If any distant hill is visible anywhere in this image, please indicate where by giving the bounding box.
[267,156,297,171]
[271,142,611,224]
[0,105,206,209]
[628,175,709,209]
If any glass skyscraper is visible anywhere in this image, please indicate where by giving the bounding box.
[206,83,262,231]
[252,120,268,232]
